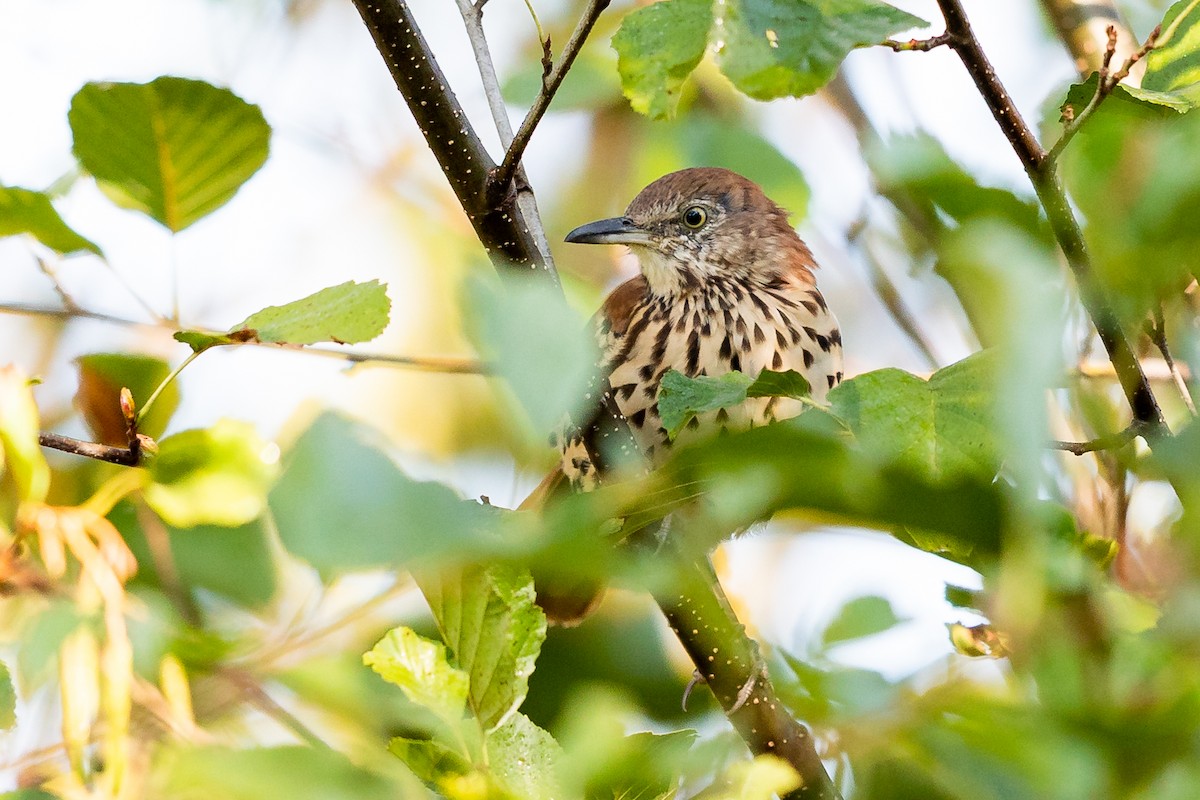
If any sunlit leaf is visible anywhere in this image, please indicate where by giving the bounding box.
[69,77,269,232]
[821,595,904,647]
[703,754,800,800]
[0,185,100,255]
[143,419,277,528]
[387,736,471,783]
[76,353,178,443]
[1144,0,1200,102]
[235,280,390,346]
[364,627,469,727]
[270,413,504,576]
[418,563,546,731]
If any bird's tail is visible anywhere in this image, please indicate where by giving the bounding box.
[519,464,606,627]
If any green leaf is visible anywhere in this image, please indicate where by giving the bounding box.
[174,281,391,354]
[1145,0,1200,101]
[703,755,801,800]
[716,0,925,100]
[1062,73,1197,118]
[658,369,810,440]
[0,661,15,730]
[821,595,904,646]
[69,77,269,232]
[156,745,401,800]
[487,713,562,800]
[613,0,712,118]
[16,601,92,690]
[465,276,597,433]
[270,413,503,576]
[365,627,470,727]
[418,564,546,731]
[112,502,277,609]
[0,185,100,255]
[234,280,390,346]
[826,351,999,483]
[76,353,179,442]
[612,0,925,118]
[386,736,472,783]
[143,419,278,528]
[0,365,50,505]
[659,417,1006,563]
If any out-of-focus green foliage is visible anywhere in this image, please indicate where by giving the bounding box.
[8,1,1200,799]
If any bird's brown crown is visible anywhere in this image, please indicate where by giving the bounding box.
[622,167,816,296]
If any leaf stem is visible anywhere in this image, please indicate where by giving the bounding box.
[135,350,199,426]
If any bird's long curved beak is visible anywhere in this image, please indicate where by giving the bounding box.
[564,216,653,246]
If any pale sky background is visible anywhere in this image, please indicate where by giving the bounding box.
[3,0,1158,782]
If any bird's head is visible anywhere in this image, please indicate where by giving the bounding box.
[565,167,815,296]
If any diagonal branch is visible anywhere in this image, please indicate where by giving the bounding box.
[350,0,557,282]
[932,0,1169,442]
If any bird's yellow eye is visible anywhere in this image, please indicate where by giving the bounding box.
[682,206,707,229]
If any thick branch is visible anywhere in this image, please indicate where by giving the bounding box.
[934,0,1169,441]
[656,556,839,800]
[350,0,556,282]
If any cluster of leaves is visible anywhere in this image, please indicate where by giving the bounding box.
[7,0,1200,799]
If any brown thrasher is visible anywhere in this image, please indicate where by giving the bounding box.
[528,167,843,624]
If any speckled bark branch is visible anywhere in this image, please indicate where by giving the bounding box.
[934,0,1168,440]
[350,0,557,282]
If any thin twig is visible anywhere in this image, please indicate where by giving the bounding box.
[38,432,141,466]
[933,0,1169,442]
[882,32,954,52]
[486,0,611,207]
[1146,305,1197,415]
[1045,24,1160,166]
[1051,421,1145,455]
[453,0,555,269]
[0,302,487,374]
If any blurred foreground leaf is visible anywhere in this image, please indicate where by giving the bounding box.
[465,276,597,433]
[143,419,277,528]
[155,745,400,800]
[270,413,503,576]
[113,503,277,609]
[0,185,100,255]
[821,595,905,647]
[70,77,269,232]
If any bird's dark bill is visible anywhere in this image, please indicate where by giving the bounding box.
[564,216,652,246]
